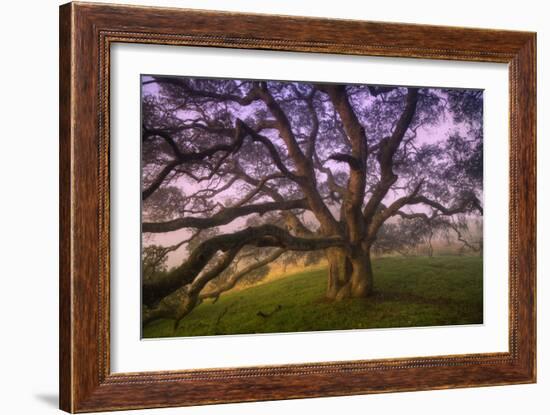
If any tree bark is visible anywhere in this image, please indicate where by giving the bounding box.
[326,247,373,300]
[348,250,374,298]
[325,248,351,300]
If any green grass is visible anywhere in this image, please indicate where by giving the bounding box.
[143,255,483,338]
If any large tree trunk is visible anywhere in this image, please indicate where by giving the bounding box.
[325,247,351,300]
[348,250,374,298]
[326,247,373,300]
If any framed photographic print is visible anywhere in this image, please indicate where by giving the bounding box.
[59,2,536,412]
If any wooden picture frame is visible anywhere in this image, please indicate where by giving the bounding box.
[59,2,536,412]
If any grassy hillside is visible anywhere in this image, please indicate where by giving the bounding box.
[143,255,483,338]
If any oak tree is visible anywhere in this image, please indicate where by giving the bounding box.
[141,77,483,325]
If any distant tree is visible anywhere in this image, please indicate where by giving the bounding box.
[140,77,483,325]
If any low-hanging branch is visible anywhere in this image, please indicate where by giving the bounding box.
[142,247,241,326]
[142,224,344,307]
[447,221,481,252]
[200,248,286,302]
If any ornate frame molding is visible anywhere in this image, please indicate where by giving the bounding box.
[60,2,536,412]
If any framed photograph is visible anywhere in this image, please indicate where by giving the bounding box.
[59,2,536,412]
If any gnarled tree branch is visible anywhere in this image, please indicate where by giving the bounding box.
[363,88,419,223]
[142,122,246,200]
[142,198,309,233]
[142,224,344,307]
[200,249,286,302]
